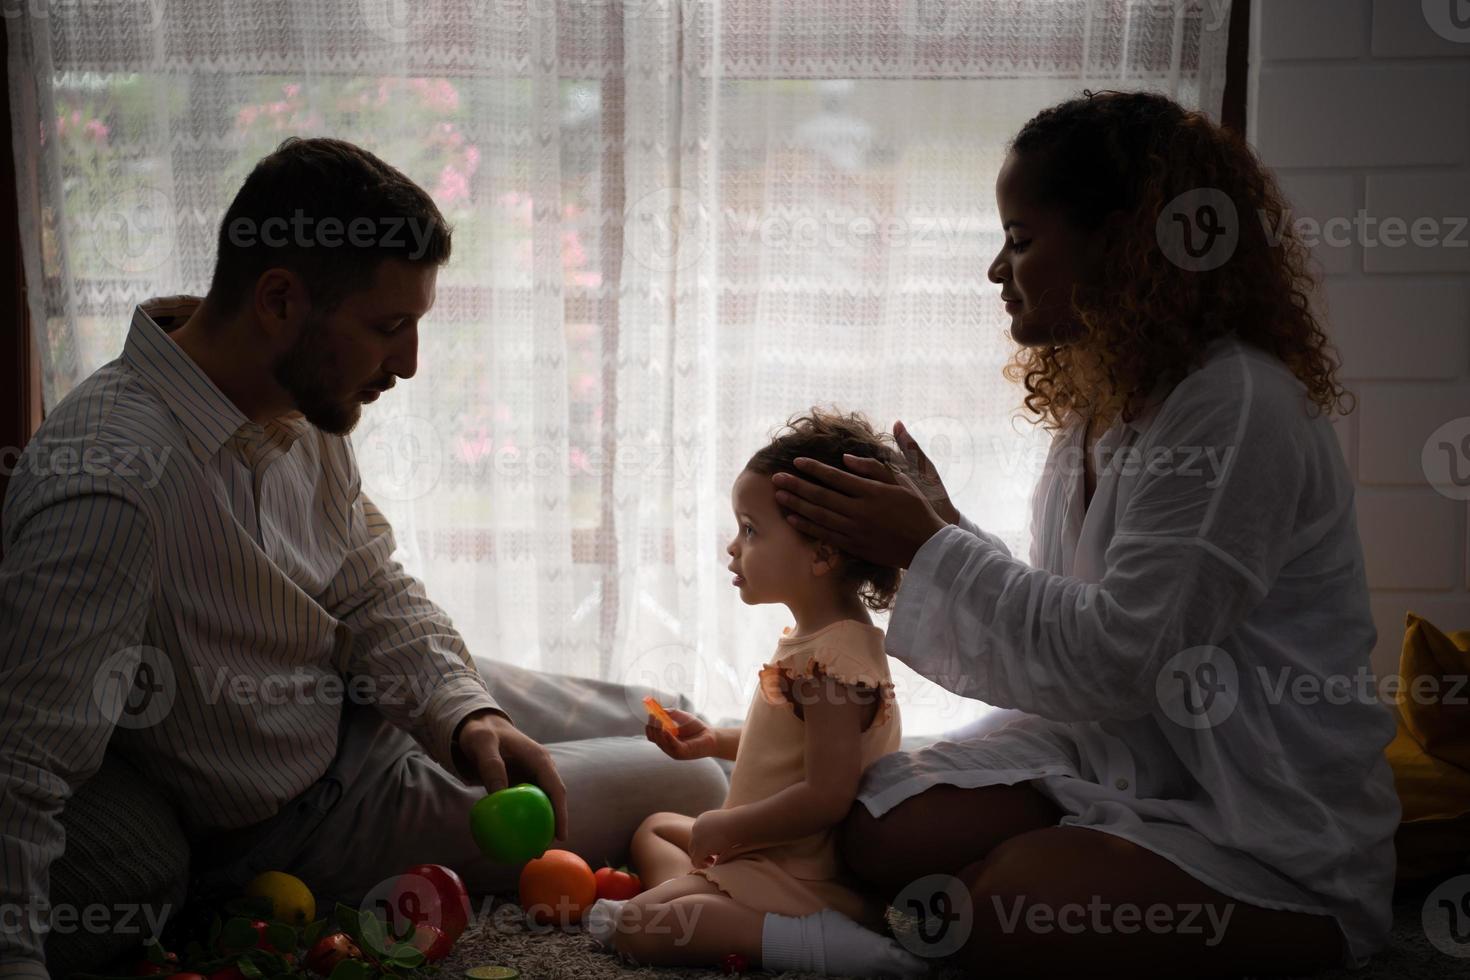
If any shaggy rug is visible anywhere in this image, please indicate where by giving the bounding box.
[437,896,969,980]
[79,879,1452,978]
[435,881,1454,980]
[429,881,1452,980]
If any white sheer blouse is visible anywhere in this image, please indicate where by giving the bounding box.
[857,335,1400,968]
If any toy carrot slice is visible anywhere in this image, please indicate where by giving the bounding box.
[642,695,679,735]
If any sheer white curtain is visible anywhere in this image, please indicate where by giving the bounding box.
[7,0,1232,735]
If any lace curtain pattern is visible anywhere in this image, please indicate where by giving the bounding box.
[7,0,1231,733]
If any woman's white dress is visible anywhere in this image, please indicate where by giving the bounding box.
[856,335,1400,968]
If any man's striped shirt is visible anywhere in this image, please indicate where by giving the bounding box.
[0,296,506,969]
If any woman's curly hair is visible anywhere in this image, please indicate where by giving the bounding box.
[744,408,908,612]
[1002,89,1353,432]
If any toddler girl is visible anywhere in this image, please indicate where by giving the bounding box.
[584,409,929,977]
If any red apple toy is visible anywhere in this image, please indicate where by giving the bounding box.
[387,863,471,942]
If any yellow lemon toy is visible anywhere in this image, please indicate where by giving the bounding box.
[244,870,316,925]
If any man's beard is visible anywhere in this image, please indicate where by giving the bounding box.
[272,312,361,436]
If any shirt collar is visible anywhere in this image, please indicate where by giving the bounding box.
[1120,380,1172,436]
[1120,334,1242,436]
[122,295,311,461]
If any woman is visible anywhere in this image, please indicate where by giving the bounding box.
[770,90,1400,977]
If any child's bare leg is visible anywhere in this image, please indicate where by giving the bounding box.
[628,811,696,888]
[611,874,764,968]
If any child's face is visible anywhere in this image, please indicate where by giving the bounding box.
[725,467,827,606]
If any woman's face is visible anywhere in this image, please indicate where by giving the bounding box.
[987,151,1101,347]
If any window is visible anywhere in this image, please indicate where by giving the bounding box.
[8,1,1242,733]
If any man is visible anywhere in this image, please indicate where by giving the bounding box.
[0,137,728,975]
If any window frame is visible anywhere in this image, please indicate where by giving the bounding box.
[1,16,43,558]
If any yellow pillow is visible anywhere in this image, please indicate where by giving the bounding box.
[1384,613,1470,882]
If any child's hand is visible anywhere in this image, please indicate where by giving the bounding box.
[688,809,739,869]
[645,707,719,761]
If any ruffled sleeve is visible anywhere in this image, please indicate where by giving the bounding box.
[759,626,896,732]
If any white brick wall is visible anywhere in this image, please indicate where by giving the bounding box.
[1250,0,1470,678]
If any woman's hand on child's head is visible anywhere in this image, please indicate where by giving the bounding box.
[894,419,961,525]
[689,808,739,869]
[645,707,719,761]
[770,449,949,570]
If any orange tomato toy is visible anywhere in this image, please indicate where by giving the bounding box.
[519,849,598,927]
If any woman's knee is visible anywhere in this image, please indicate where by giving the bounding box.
[839,783,1065,899]
[956,836,1066,974]
[954,829,1339,978]
[836,785,976,867]
[837,790,961,890]
[837,798,883,870]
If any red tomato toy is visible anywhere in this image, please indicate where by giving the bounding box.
[594,864,643,901]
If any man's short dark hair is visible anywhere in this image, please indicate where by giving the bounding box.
[207,137,453,317]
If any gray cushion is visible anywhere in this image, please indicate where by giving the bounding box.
[477,657,717,749]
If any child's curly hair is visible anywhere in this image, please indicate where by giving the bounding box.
[743,408,908,612]
[1002,89,1353,432]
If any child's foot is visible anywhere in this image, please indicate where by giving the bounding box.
[762,907,930,977]
[584,897,628,949]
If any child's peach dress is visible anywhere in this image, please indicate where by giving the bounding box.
[689,619,902,931]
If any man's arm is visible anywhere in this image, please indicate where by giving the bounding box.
[320,479,571,838]
[320,485,509,777]
[0,483,156,971]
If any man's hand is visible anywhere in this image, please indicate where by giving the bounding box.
[770,448,949,569]
[455,709,569,842]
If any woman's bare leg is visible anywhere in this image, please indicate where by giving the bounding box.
[838,781,1063,902]
[628,811,696,888]
[611,873,765,968]
[950,826,1342,977]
